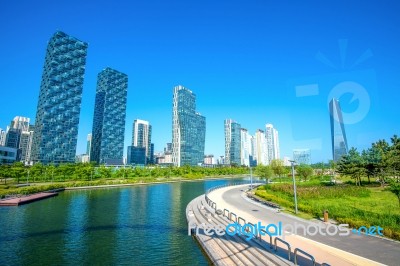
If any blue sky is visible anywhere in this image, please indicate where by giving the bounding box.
[1,0,399,163]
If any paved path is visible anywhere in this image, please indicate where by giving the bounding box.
[208,184,400,266]
[186,194,295,265]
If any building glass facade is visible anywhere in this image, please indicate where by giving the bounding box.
[172,85,206,166]
[91,68,128,164]
[265,124,280,163]
[127,146,146,165]
[31,31,88,164]
[224,119,241,165]
[329,98,348,162]
[132,119,152,164]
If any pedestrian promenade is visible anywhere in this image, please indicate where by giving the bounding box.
[205,183,399,266]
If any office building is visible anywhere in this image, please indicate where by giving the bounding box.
[265,123,280,163]
[132,119,152,164]
[0,128,6,146]
[127,146,146,165]
[329,98,348,162]
[86,133,92,159]
[149,143,154,164]
[240,128,252,166]
[224,119,241,165]
[172,85,206,166]
[0,146,18,164]
[31,31,88,164]
[293,149,311,165]
[91,68,128,164]
[204,154,215,165]
[254,129,268,165]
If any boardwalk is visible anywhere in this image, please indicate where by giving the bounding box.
[0,192,58,206]
[186,194,294,265]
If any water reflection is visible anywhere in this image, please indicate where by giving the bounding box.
[0,178,247,265]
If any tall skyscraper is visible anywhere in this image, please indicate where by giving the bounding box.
[172,85,206,166]
[265,123,280,163]
[31,31,88,164]
[224,119,241,165]
[132,119,152,164]
[91,68,128,164]
[86,133,92,159]
[240,128,251,166]
[254,129,268,165]
[293,149,311,165]
[329,98,348,162]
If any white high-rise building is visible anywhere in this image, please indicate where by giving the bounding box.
[11,116,30,132]
[240,128,251,166]
[0,128,6,146]
[6,116,33,164]
[86,133,92,159]
[254,129,268,165]
[265,124,280,163]
[132,119,152,163]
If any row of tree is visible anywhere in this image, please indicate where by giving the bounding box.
[254,159,314,182]
[336,135,400,186]
[0,163,250,184]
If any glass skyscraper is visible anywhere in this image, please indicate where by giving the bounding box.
[91,68,128,164]
[132,119,152,164]
[329,98,348,162]
[224,119,241,165]
[172,85,206,166]
[31,31,88,164]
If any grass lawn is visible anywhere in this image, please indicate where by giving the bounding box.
[255,177,400,240]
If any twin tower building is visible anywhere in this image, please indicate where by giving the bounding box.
[31,31,205,166]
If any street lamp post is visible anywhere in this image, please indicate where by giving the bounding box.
[289,160,298,214]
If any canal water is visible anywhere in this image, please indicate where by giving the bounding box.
[0,178,248,266]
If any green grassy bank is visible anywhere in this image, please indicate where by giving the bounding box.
[255,179,400,240]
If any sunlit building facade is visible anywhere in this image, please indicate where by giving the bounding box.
[265,123,280,163]
[31,31,88,164]
[91,68,128,164]
[132,119,152,164]
[172,85,206,166]
[224,119,241,165]
[329,98,348,162]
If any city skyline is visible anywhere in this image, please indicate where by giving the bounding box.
[1,1,399,163]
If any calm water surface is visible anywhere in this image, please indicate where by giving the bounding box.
[0,178,247,266]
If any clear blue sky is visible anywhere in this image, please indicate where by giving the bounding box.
[1,0,399,163]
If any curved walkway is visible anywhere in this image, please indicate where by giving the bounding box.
[186,194,294,265]
[207,184,400,266]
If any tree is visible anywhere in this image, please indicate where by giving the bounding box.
[255,165,273,182]
[337,148,365,186]
[270,159,285,178]
[296,164,314,181]
[12,162,25,184]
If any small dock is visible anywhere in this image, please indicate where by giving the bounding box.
[0,192,58,206]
